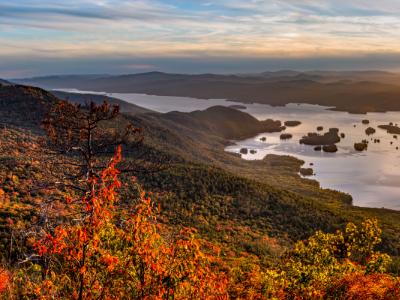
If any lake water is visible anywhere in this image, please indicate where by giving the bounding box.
[58,89,400,210]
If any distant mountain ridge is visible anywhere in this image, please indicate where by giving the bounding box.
[15,70,400,114]
[0,79,11,86]
[52,90,154,115]
[0,83,152,130]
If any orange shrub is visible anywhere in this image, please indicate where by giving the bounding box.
[28,146,228,299]
[327,272,400,299]
[0,268,10,294]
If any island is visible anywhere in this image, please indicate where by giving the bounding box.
[365,127,376,135]
[280,133,293,140]
[300,128,340,145]
[228,104,247,110]
[323,144,338,153]
[354,142,368,151]
[284,120,301,127]
[378,124,400,134]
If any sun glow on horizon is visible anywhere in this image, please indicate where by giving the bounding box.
[1,0,400,76]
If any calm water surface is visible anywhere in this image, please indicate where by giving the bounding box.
[59,89,400,210]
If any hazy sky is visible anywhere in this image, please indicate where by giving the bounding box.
[1,0,400,77]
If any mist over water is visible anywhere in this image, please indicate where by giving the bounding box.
[60,89,400,210]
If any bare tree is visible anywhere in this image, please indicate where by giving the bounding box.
[42,100,143,192]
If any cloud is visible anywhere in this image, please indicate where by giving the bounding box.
[1,0,400,75]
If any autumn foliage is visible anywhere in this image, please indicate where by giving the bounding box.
[3,146,227,299]
[0,268,10,294]
[327,273,400,299]
[2,147,400,299]
[2,102,400,299]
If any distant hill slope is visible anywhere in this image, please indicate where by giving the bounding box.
[0,84,58,129]
[0,79,11,86]
[160,106,284,139]
[0,84,153,131]
[52,91,153,115]
[12,74,110,89]
[17,71,400,114]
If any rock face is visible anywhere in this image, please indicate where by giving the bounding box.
[365,127,376,135]
[284,120,301,127]
[300,128,340,145]
[240,148,248,154]
[362,119,370,124]
[378,124,400,134]
[323,144,338,153]
[300,168,314,176]
[354,142,368,151]
[280,133,293,140]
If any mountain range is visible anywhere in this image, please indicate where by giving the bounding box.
[15,70,400,114]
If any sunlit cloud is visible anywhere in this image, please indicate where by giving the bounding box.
[1,0,400,76]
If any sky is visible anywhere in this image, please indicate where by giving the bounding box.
[1,0,400,77]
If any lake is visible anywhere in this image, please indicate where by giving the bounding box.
[58,89,400,210]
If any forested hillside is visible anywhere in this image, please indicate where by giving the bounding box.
[1,83,400,298]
